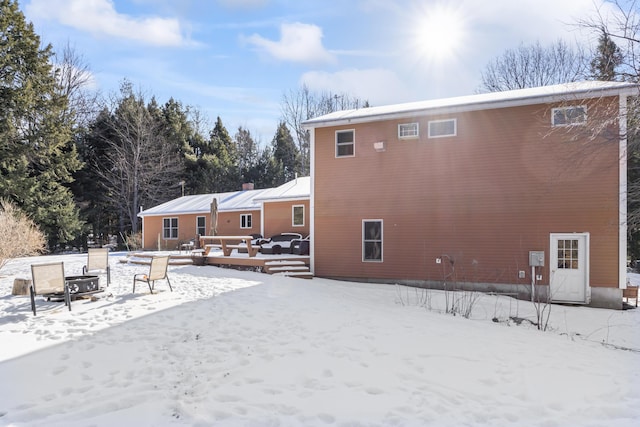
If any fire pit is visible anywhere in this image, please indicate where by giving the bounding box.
[65,275,100,294]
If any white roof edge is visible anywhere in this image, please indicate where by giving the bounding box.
[302,82,639,129]
[255,196,311,203]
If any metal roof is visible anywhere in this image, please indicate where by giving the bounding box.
[138,189,268,217]
[137,177,311,217]
[302,81,638,128]
[255,176,310,202]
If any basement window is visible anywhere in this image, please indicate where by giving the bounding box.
[552,106,587,126]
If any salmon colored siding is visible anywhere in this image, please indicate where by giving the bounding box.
[263,200,310,238]
[142,210,261,250]
[313,98,621,289]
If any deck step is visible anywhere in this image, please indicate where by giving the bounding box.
[264,260,307,267]
[268,266,310,272]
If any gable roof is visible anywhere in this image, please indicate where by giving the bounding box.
[302,81,638,128]
[137,177,311,217]
[138,189,267,217]
[254,176,310,202]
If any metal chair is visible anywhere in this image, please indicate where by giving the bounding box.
[83,247,111,286]
[133,255,173,294]
[30,262,70,315]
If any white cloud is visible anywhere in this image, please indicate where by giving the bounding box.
[25,0,192,47]
[300,68,411,106]
[244,22,335,64]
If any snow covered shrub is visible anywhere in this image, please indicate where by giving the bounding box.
[0,199,46,270]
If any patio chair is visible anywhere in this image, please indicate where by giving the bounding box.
[133,255,173,294]
[30,262,71,316]
[82,247,111,286]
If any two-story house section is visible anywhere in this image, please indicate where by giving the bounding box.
[303,81,638,309]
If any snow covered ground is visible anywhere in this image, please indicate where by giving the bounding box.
[0,252,638,426]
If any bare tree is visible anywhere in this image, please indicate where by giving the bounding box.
[281,84,369,175]
[96,83,183,235]
[52,42,99,129]
[479,40,589,92]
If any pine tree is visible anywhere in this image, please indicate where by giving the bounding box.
[209,117,240,191]
[0,0,82,249]
[272,121,301,184]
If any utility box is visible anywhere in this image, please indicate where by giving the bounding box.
[529,251,545,267]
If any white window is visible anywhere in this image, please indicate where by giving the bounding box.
[336,129,355,157]
[292,205,304,227]
[196,216,206,236]
[362,220,383,262]
[163,217,178,239]
[552,106,587,126]
[428,119,456,138]
[398,122,419,139]
[240,214,252,229]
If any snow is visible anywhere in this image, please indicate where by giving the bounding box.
[0,252,638,426]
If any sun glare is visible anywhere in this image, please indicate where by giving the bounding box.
[414,5,466,63]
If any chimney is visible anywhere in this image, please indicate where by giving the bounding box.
[242,183,254,191]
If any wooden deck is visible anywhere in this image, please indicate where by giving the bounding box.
[127,251,312,278]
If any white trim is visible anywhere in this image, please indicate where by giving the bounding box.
[398,122,419,139]
[162,217,179,240]
[551,105,587,127]
[309,131,316,275]
[196,215,206,236]
[240,213,252,229]
[335,129,355,158]
[362,219,383,263]
[619,94,628,289]
[428,118,457,138]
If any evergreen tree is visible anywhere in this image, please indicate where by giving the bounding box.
[0,0,82,249]
[271,121,301,185]
[235,126,261,185]
[209,117,240,191]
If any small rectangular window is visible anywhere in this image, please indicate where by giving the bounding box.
[428,119,456,138]
[398,122,419,139]
[163,217,178,239]
[240,214,252,229]
[292,205,304,227]
[196,216,206,236]
[552,106,586,126]
[336,130,355,157]
[362,220,383,262]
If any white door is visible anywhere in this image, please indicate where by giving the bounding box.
[550,233,589,303]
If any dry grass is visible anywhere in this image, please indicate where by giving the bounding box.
[0,199,46,271]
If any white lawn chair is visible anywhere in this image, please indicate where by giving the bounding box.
[30,262,70,315]
[83,247,111,286]
[133,255,173,294]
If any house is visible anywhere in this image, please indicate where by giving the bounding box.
[303,81,638,309]
[138,178,310,250]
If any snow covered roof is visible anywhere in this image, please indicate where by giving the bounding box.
[138,189,269,217]
[254,176,310,202]
[137,177,311,217]
[303,81,638,128]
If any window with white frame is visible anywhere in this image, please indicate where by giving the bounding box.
[552,106,587,126]
[398,122,419,139]
[292,205,304,227]
[428,119,456,138]
[362,220,383,262]
[240,213,252,229]
[163,217,178,239]
[336,129,355,157]
[196,216,206,236]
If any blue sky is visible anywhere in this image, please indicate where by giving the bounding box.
[19,0,622,142]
